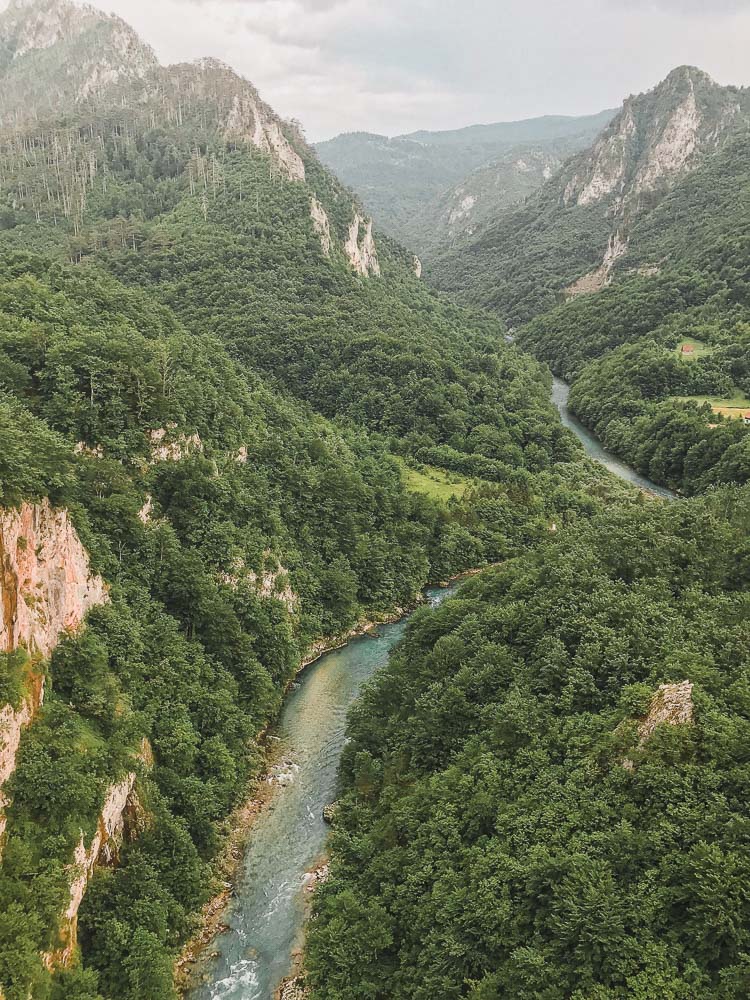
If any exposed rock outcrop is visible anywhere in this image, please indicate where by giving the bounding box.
[276,977,309,1000]
[565,231,628,299]
[345,214,380,277]
[149,423,203,462]
[623,680,694,770]
[310,197,332,257]
[137,495,154,525]
[563,68,742,216]
[0,671,44,844]
[43,768,144,971]
[638,681,694,742]
[224,89,306,182]
[73,441,103,459]
[303,862,329,894]
[218,553,298,612]
[0,499,108,659]
[564,103,636,208]
[0,500,108,850]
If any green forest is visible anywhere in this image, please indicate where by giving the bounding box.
[0,4,748,1000]
[308,489,750,999]
[0,46,620,1000]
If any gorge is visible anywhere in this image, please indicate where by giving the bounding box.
[0,2,747,999]
[187,383,677,1000]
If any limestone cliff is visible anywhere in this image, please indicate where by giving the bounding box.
[221,74,306,183]
[43,743,150,972]
[0,671,43,844]
[563,68,743,216]
[0,499,108,658]
[345,214,380,277]
[565,231,628,299]
[0,500,108,845]
[310,197,332,257]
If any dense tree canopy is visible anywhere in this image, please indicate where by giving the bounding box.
[308,488,750,999]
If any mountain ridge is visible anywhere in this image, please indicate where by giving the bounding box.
[315,108,616,252]
[428,64,750,324]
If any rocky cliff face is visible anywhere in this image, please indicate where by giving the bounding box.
[43,769,144,970]
[562,67,743,214]
[547,67,747,298]
[345,214,380,277]
[0,671,44,844]
[0,500,108,846]
[205,61,306,183]
[0,499,108,658]
[149,424,203,463]
[310,197,332,257]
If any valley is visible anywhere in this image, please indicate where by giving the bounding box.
[0,2,747,999]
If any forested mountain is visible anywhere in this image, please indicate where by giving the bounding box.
[0,3,629,999]
[308,487,750,999]
[516,115,750,495]
[0,0,157,124]
[383,65,750,496]
[1,3,748,999]
[302,61,750,1000]
[315,110,615,255]
[431,66,749,324]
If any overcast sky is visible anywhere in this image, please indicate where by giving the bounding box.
[32,0,750,139]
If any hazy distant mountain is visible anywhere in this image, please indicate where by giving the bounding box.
[430,66,750,325]
[315,110,616,253]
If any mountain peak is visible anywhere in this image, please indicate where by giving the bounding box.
[662,64,715,87]
[0,0,157,124]
[561,64,744,213]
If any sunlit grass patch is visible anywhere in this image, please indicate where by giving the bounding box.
[674,389,750,420]
[397,459,470,502]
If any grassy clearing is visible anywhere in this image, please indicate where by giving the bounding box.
[397,459,469,502]
[674,390,750,420]
[674,337,714,360]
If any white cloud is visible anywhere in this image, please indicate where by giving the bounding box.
[615,0,746,12]
[12,0,750,138]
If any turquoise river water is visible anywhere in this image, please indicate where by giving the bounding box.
[190,376,675,1000]
[188,585,459,1000]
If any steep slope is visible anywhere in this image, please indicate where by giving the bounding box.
[0,0,157,125]
[315,110,616,251]
[307,488,750,999]
[405,139,585,259]
[517,129,750,495]
[431,67,749,325]
[0,3,628,998]
[0,0,584,489]
[0,256,458,1000]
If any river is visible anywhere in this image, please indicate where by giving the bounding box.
[552,377,677,501]
[189,378,674,1000]
[186,584,459,1000]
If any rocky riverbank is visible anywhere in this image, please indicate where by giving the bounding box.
[173,598,425,993]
